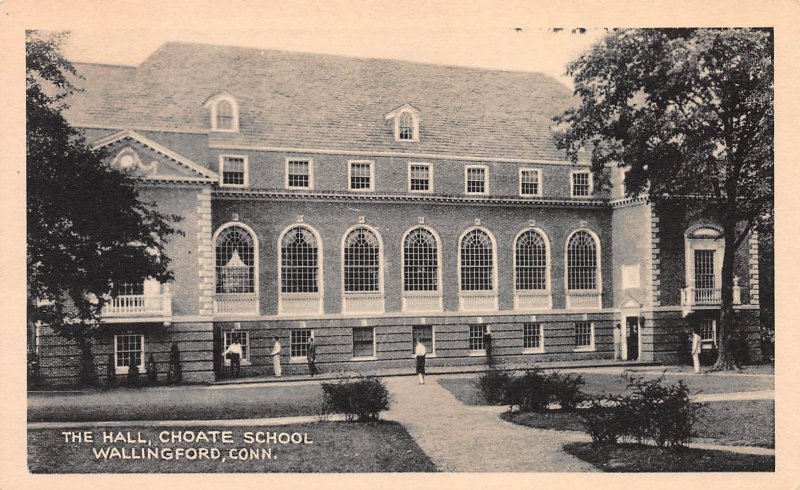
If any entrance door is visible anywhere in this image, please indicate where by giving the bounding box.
[625,316,639,361]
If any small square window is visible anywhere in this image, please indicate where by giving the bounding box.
[469,325,487,351]
[520,169,542,197]
[221,156,247,187]
[290,329,313,358]
[574,322,594,350]
[223,331,250,363]
[114,334,144,374]
[409,163,432,192]
[353,327,375,358]
[349,161,374,191]
[571,171,592,197]
[523,323,543,350]
[287,160,312,189]
[466,167,487,194]
[412,325,434,355]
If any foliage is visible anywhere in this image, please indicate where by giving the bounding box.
[504,369,551,412]
[77,338,97,386]
[166,342,182,384]
[105,353,116,387]
[321,376,391,421]
[26,30,182,337]
[553,29,773,369]
[146,352,158,384]
[581,395,625,445]
[547,372,585,410]
[476,368,585,412]
[126,363,140,388]
[474,368,513,405]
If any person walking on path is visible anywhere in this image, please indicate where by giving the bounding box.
[691,327,702,374]
[483,326,493,366]
[270,337,282,378]
[613,323,622,360]
[414,338,427,384]
[221,338,242,377]
[307,336,319,376]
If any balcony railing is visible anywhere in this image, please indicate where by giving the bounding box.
[103,294,172,317]
[681,286,741,307]
[213,294,259,315]
[566,291,602,309]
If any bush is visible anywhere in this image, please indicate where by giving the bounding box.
[504,368,550,412]
[146,352,158,385]
[105,353,116,387]
[547,372,585,411]
[321,376,390,421]
[475,368,513,405]
[581,395,625,445]
[127,363,140,387]
[166,342,182,384]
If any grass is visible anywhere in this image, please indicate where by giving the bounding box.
[563,442,774,472]
[28,384,325,422]
[28,422,437,473]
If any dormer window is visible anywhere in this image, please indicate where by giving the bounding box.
[399,112,415,140]
[205,93,239,132]
[384,103,420,142]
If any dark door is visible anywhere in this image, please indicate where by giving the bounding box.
[625,316,639,361]
[212,325,223,380]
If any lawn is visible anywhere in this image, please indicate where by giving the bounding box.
[563,442,773,472]
[28,384,325,422]
[28,421,437,473]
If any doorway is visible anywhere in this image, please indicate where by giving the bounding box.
[625,316,640,361]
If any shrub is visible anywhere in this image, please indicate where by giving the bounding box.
[146,352,158,385]
[127,363,140,387]
[504,368,550,412]
[547,372,585,411]
[581,395,625,445]
[321,376,390,421]
[475,368,513,405]
[105,353,116,387]
[166,342,182,384]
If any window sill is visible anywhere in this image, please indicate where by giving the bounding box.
[289,357,309,364]
[350,356,378,362]
[468,350,487,357]
[519,194,543,198]
[410,354,436,359]
[465,192,489,196]
[573,347,596,352]
[522,348,545,354]
[347,188,375,193]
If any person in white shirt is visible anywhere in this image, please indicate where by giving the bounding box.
[414,338,427,385]
[691,328,702,374]
[221,338,243,377]
[270,337,282,377]
[613,323,622,360]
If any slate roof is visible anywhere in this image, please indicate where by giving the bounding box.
[65,42,581,162]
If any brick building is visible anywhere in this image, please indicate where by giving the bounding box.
[32,43,762,384]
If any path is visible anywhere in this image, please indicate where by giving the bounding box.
[382,375,598,472]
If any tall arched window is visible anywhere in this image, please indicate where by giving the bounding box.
[460,229,494,291]
[281,226,319,293]
[216,100,234,130]
[516,230,547,290]
[404,228,439,291]
[215,226,255,294]
[567,230,598,290]
[344,227,380,292]
[399,112,414,140]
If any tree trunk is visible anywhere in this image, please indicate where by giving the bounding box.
[78,334,98,386]
[713,222,739,370]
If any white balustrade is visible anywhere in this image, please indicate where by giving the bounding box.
[103,294,172,317]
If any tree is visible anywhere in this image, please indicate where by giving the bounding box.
[553,29,773,369]
[26,31,182,379]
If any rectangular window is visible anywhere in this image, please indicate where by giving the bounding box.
[469,325,487,351]
[349,161,374,191]
[523,323,543,350]
[353,327,375,358]
[114,334,144,373]
[699,319,717,350]
[571,171,591,197]
[290,329,313,358]
[409,163,432,192]
[520,169,542,197]
[221,156,247,187]
[574,322,594,350]
[115,282,144,296]
[694,250,715,289]
[412,325,434,355]
[286,159,312,189]
[223,331,250,362]
[465,166,487,194]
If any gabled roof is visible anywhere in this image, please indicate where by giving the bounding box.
[384,103,421,119]
[66,42,583,162]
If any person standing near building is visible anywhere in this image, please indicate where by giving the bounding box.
[307,336,319,376]
[613,323,622,360]
[221,338,242,377]
[414,338,427,385]
[691,327,702,374]
[270,336,282,378]
[483,326,493,366]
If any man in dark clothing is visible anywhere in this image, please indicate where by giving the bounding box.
[307,336,319,376]
[483,326,493,366]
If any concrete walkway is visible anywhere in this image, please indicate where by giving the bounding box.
[381,375,598,472]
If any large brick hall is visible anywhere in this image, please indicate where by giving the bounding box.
[32,43,762,383]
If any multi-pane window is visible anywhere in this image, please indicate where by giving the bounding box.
[281,226,319,293]
[216,226,255,294]
[115,282,144,296]
[404,228,439,292]
[523,323,543,350]
[699,319,717,349]
[287,160,311,189]
[574,322,594,349]
[290,329,313,358]
[409,163,431,192]
[520,169,542,196]
[353,327,375,358]
[216,100,234,130]
[349,161,374,190]
[469,325,486,351]
[344,227,380,292]
[399,112,415,140]
[221,156,246,186]
[571,171,591,197]
[223,331,249,362]
[466,166,487,194]
[567,231,598,290]
[516,230,547,290]
[412,325,434,354]
[115,334,144,372]
[460,229,494,291]
[694,250,715,289]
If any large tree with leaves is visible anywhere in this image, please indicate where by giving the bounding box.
[553,29,773,369]
[27,31,181,383]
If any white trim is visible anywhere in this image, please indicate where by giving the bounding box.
[512,227,552,309]
[412,325,436,357]
[401,225,444,312]
[684,224,724,290]
[569,170,593,198]
[341,224,385,313]
[285,157,315,190]
[113,334,145,375]
[347,160,375,192]
[522,322,545,354]
[219,155,249,188]
[464,165,489,195]
[223,330,252,366]
[288,328,316,363]
[407,162,433,193]
[564,228,603,309]
[385,104,421,142]
[212,221,260,309]
[457,227,499,311]
[351,326,377,360]
[277,224,324,315]
[204,93,240,132]
[519,168,543,197]
[573,321,596,352]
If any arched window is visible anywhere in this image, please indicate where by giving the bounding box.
[399,112,414,140]
[216,100,234,130]
[215,226,255,294]
[567,230,598,290]
[344,227,380,292]
[460,229,494,291]
[281,227,319,293]
[516,230,547,290]
[404,228,439,291]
